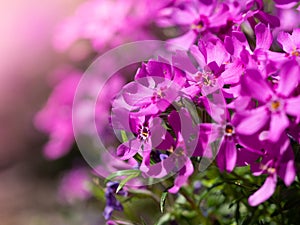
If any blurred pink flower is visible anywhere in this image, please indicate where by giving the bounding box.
[53,0,169,52]
[58,167,91,204]
[34,71,81,160]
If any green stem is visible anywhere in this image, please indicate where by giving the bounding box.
[180,188,211,225]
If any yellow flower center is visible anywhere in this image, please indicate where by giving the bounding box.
[267,167,276,174]
[291,49,300,57]
[225,124,234,136]
[271,100,280,110]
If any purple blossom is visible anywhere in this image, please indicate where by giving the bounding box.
[54,0,170,52]
[103,181,127,220]
[277,28,300,57]
[112,110,166,173]
[236,60,300,142]
[138,109,197,193]
[157,0,231,49]
[119,60,186,116]
[248,136,296,206]
[273,0,299,9]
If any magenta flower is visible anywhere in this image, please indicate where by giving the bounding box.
[157,0,231,49]
[112,110,166,173]
[273,0,299,9]
[176,36,230,97]
[225,23,281,78]
[248,136,296,206]
[277,28,300,57]
[198,107,249,172]
[34,74,81,159]
[120,60,186,116]
[236,60,300,142]
[142,109,195,193]
[58,167,91,204]
[54,0,169,52]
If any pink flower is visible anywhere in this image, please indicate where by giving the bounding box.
[58,167,91,204]
[248,136,296,206]
[236,60,300,142]
[54,0,168,52]
[34,73,81,159]
[278,28,300,58]
[157,0,231,49]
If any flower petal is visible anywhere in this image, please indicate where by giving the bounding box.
[268,112,289,142]
[122,82,154,106]
[255,23,272,50]
[225,139,237,172]
[277,60,299,97]
[240,69,273,102]
[168,157,194,193]
[285,96,300,118]
[236,107,269,135]
[278,145,296,186]
[221,60,243,84]
[216,138,237,172]
[116,139,140,160]
[248,175,277,207]
[277,31,294,53]
[167,30,197,51]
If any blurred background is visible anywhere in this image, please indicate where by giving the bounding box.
[0,1,103,224]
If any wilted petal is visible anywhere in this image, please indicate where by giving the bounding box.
[248,175,277,207]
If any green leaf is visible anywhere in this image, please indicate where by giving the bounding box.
[140,217,147,225]
[105,169,141,183]
[116,172,140,193]
[128,188,160,202]
[160,192,168,213]
[120,130,128,142]
[155,213,172,225]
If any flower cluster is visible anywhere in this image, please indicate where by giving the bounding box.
[112,39,299,206]
[35,0,300,224]
[110,0,300,213]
